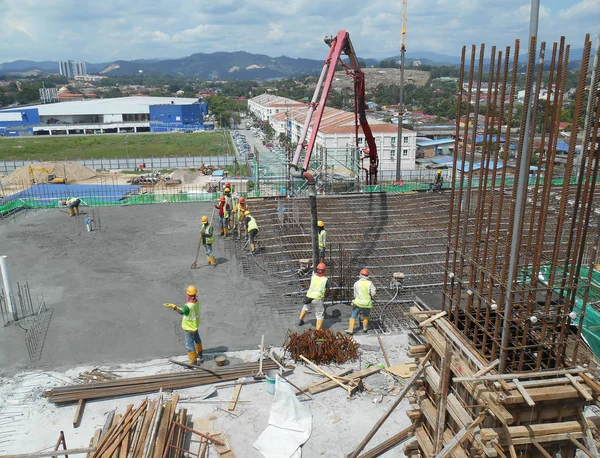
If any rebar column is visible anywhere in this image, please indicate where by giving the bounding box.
[0,255,17,321]
[499,0,540,372]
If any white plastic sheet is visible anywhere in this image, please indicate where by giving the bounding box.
[253,375,312,458]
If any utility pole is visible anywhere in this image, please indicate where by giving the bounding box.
[395,0,408,183]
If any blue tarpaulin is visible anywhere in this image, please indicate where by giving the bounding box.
[1,184,140,206]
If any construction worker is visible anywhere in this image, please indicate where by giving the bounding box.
[200,215,217,267]
[234,196,249,239]
[298,263,330,330]
[214,196,231,236]
[346,268,376,334]
[317,220,327,262]
[60,197,81,217]
[223,187,234,229]
[245,210,259,254]
[163,286,204,365]
[429,170,443,193]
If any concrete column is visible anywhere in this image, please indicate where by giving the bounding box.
[0,256,17,321]
[49,129,53,136]
[117,127,121,133]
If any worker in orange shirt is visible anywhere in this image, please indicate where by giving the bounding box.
[215,195,231,236]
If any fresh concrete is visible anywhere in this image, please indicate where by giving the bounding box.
[0,203,282,374]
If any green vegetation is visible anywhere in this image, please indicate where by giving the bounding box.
[0,132,232,161]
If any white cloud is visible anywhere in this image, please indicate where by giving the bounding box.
[0,0,595,63]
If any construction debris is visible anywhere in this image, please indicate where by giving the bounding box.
[44,360,278,404]
[284,328,359,365]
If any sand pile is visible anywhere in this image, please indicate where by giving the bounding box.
[5,161,96,185]
[168,169,199,184]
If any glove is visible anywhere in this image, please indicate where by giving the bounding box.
[163,303,177,310]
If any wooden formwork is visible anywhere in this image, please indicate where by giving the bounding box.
[404,304,600,458]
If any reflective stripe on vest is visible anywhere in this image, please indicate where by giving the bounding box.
[237,204,248,220]
[247,216,259,232]
[181,300,200,332]
[353,279,373,308]
[318,230,326,249]
[307,274,328,300]
[202,223,215,244]
[66,198,78,205]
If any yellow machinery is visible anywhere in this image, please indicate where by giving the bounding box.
[28,166,67,184]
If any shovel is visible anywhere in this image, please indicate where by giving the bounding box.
[191,206,216,269]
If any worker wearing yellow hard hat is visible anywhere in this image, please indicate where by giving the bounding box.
[200,215,216,266]
[244,210,259,254]
[223,186,234,230]
[317,220,326,263]
[429,169,443,193]
[163,285,204,365]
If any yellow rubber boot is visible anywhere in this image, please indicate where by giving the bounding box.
[316,319,323,331]
[195,344,204,363]
[345,318,356,335]
[206,255,211,265]
[75,206,80,215]
[210,256,217,266]
[250,243,255,253]
[68,208,75,217]
[187,351,198,365]
[224,227,228,237]
[363,317,369,333]
[298,309,307,326]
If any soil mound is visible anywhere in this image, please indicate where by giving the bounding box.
[4,161,96,185]
[168,169,199,184]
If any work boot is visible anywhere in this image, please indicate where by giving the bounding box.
[75,207,80,215]
[250,243,255,254]
[298,310,307,326]
[224,227,229,237]
[345,318,356,335]
[316,319,323,331]
[195,344,204,364]
[210,256,217,267]
[206,255,211,266]
[68,208,75,217]
[363,317,369,333]
[187,351,198,365]
[220,228,225,236]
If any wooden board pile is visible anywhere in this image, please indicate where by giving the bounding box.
[86,395,230,458]
[44,361,278,404]
[403,304,600,458]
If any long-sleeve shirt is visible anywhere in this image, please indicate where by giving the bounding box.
[215,202,230,217]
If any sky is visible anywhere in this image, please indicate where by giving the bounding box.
[0,0,597,63]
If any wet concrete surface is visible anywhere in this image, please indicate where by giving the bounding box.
[0,203,281,375]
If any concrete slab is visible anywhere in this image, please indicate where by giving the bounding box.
[0,203,286,374]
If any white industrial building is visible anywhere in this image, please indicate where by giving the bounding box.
[265,100,417,174]
[247,94,305,121]
[6,96,200,135]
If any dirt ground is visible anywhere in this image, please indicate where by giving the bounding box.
[0,335,413,457]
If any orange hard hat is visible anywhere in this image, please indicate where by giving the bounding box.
[360,268,369,276]
[239,197,245,203]
[316,262,326,275]
[219,196,225,202]
[225,181,231,187]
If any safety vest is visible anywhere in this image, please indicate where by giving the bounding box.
[202,223,215,244]
[353,278,373,308]
[66,197,78,205]
[236,204,248,220]
[307,274,328,300]
[181,300,200,332]
[318,230,326,250]
[225,195,233,210]
[247,215,259,233]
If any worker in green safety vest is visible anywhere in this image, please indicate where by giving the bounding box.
[317,220,327,262]
[346,268,376,334]
[298,262,330,330]
[200,215,216,267]
[163,285,204,364]
[244,210,259,254]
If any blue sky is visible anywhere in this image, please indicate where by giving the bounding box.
[0,0,597,62]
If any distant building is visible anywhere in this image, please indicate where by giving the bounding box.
[416,138,455,158]
[58,60,87,78]
[247,94,305,121]
[0,96,211,136]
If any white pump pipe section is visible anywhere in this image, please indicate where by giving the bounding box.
[0,256,17,321]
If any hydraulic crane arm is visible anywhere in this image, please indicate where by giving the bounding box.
[289,30,377,270]
[290,30,378,185]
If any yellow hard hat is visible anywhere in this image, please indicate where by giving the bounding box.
[224,187,231,193]
[186,285,198,296]
[317,220,325,227]
[201,215,208,223]
[437,169,442,174]
[244,210,251,216]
